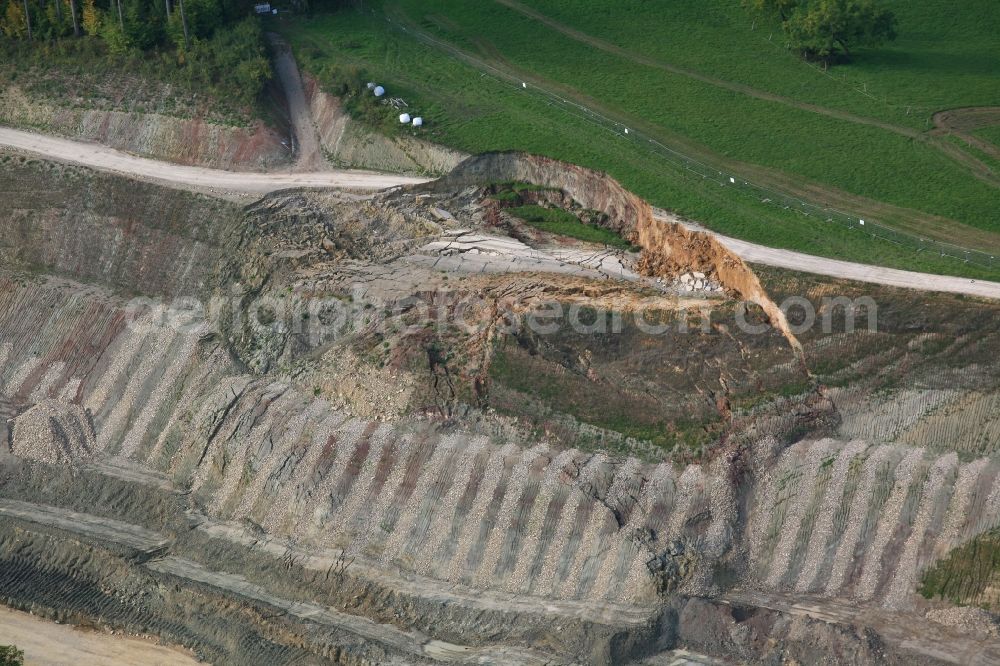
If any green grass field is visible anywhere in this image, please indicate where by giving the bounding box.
[513,0,1000,130]
[277,1,1000,280]
[975,125,1000,149]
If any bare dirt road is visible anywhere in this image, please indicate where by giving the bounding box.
[719,229,1000,299]
[657,212,1000,300]
[268,33,326,171]
[0,605,201,665]
[0,127,429,194]
[704,223,1000,300]
[2,125,999,300]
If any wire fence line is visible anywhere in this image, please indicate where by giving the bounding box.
[368,8,999,271]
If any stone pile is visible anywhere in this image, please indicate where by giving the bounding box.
[926,607,1000,637]
[10,399,96,465]
[677,271,723,293]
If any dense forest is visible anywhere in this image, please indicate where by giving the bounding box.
[0,0,275,108]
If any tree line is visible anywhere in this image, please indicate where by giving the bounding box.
[0,0,272,108]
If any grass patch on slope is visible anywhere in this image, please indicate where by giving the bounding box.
[508,204,632,249]
[974,125,1000,150]
[487,181,559,202]
[920,529,1000,609]
[489,345,718,453]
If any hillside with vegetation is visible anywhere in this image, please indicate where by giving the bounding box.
[279,0,1000,280]
[0,0,274,110]
[0,0,288,170]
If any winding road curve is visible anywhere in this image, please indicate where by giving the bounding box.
[2,125,999,300]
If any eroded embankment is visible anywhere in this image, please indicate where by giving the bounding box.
[0,86,290,171]
[431,152,802,356]
[0,458,673,665]
[0,464,987,665]
[304,75,465,175]
[4,153,993,664]
[0,156,243,297]
[0,502,410,664]
[0,272,725,612]
[635,218,803,358]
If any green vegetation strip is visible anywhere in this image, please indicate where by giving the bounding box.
[0,645,22,666]
[508,205,632,249]
[489,346,717,453]
[920,529,1000,608]
[0,22,272,125]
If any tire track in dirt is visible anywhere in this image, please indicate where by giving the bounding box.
[932,107,1000,162]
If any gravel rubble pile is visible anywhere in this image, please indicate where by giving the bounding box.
[926,606,1000,637]
[11,399,96,464]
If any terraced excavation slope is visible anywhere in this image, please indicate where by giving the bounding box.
[2,150,1000,664]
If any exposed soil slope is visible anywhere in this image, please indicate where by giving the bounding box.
[0,86,289,171]
[268,33,326,171]
[435,151,803,353]
[304,75,465,175]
